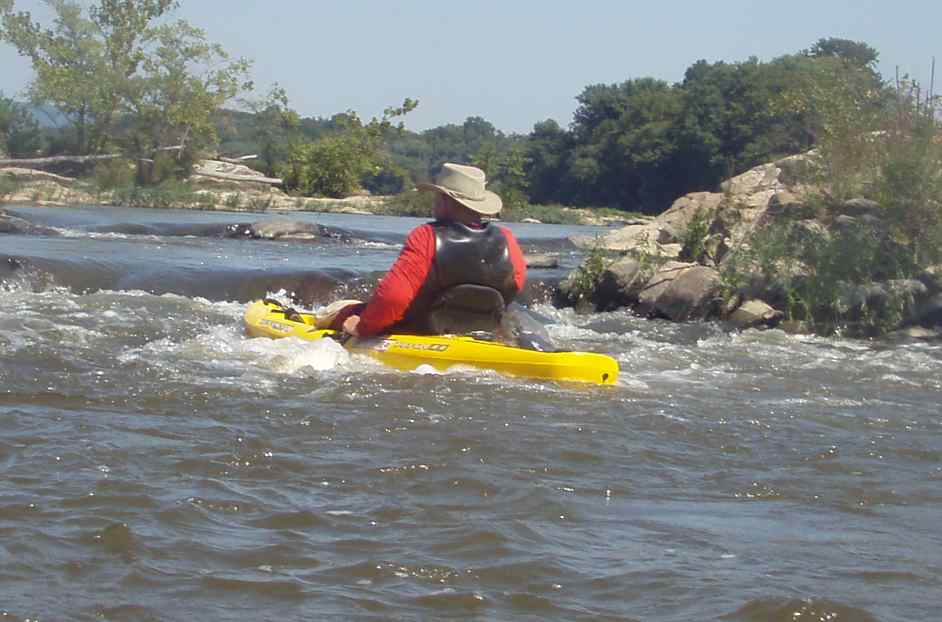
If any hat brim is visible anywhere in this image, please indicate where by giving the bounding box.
[416,183,502,215]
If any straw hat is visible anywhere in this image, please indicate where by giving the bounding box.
[416,163,502,215]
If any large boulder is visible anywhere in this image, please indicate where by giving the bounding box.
[651,265,722,321]
[594,256,646,309]
[656,192,724,232]
[575,221,681,258]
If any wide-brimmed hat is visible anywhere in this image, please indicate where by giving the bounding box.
[416,163,502,215]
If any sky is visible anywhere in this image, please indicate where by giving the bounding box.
[1,0,940,134]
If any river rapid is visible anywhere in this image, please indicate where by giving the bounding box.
[1,204,940,621]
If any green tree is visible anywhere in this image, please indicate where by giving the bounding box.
[524,119,572,204]
[807,37,879,68]
[0,92,42,156]
[241,84,300,176]
[277,99,417,197]
[1,0,251,171]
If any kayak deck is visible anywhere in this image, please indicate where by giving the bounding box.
[244,299,618,385]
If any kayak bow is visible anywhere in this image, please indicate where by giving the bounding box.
[244,299,618,385]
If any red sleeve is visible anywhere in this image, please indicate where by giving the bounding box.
[356,224,436,336]
[499,225,527,293]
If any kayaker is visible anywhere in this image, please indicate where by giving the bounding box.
[335,162,528,339]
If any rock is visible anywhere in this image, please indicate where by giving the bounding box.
[520,217,543,224]
[583,222,683,258]
[656,192,723,233]
[250,219,320,240]
[774,151,822,186]
[656,224,681,244]
[907,293,942,327]
[762,190,813,224]
[890,326,942,341]
[635,261,696,316]
[524,253,559,269]
[728,299,783,329]
[595,256,645,308]
[841,198,881,216]
[917,265,942,293]
[652,265,722,321]
[720,162,781,197]
[0,208,59,236]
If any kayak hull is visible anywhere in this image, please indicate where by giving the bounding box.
[244,299,618,385]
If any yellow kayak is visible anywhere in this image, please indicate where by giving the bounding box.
[244,299,618,385]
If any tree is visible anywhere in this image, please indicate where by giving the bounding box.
[0,92,42,156]
[807,37,879,68]
[1,0,251,172]
[277,98,418,197]
[524,119,572,204]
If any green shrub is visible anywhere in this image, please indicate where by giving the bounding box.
[0,173,22,200]
[720,219,914,335]
[384,190,434,217]
[111,180,200,209]
[559,243,619,311]
[92,159,137,191]
[679,207,715,262]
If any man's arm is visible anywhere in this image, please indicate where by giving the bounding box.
[354,224,436,336]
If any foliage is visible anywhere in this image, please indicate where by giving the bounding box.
[276,99,417,198]
[874,77,942,267]
[0,172,22,199]
[806,37,879,68]
[561,243,617,310]
[679,207,715,263]
[110,178,199,208]
[383,189,435,217]
[234,84,300,176]
[1,0,252,171]
[91,157,136,190]
[773,55,887,198]
[0,92,42,156]
[473,139,529,213]
[720,214,916,335]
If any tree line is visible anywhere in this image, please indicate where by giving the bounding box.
[0,1,904,214]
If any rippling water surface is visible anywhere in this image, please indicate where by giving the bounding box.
[1,205,940,621]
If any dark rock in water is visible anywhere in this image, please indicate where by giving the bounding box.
[908,293,942,327]
[524,253,559,269]
[225,223,256,238]
[0,208,59,236]
[224,219,354,242]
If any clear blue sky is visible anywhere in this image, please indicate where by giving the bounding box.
[1,0,939,133]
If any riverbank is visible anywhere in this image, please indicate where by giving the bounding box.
[0,164,630,226]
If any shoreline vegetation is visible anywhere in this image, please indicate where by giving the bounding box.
[0,165,631,226]
[2,1,940,338]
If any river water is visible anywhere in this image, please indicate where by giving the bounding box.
[1,205,940,621]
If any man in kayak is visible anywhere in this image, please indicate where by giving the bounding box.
[335,162,532,341]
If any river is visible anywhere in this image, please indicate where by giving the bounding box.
[1,204,940,621]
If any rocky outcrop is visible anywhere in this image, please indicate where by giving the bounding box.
[558,148,942,337]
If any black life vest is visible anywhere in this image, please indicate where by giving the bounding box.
[394,220,518,334]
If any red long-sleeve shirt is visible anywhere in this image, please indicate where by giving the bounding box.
[356,222,527,336]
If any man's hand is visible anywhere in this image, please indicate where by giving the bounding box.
[342,314,361,336]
